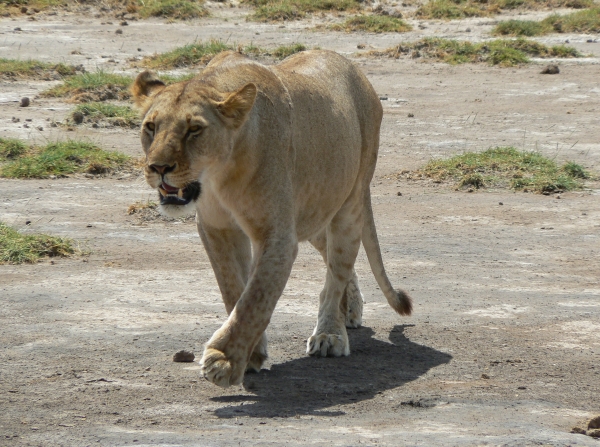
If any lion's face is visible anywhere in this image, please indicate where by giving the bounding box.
[132,71,257,217]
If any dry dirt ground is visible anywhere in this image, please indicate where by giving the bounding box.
[1,5,600,446]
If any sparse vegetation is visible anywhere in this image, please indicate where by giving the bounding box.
[330,15,412,33]
[416,0,593,20]
[140,40,231,69]
[246,0,361,22]
[542,7,600,33]
[271,43,307,58]
[0,138,27,159]
[0,0,65,14]
[71,103,139,127]
[369,38,581,66]
[0,58,78,78]
[412,147,591,193]
[0,140,132,179]
[140,40,310,69]
[492,19,552,36]
[0,221,76,265]
[136,0,208,19]
[41,71,133,102]
[493,9,600,35]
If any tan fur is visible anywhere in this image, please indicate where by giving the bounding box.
[132,50,412,388]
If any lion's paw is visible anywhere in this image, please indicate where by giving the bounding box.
[307,333,350,357]
[200,348,244,388]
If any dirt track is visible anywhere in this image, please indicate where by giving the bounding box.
[1,6,600,446]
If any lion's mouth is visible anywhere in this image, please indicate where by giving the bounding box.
[158,181,201,206]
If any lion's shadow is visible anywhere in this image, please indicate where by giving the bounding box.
[211,325,452,418]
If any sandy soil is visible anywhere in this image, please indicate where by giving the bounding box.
[1,5,599,446]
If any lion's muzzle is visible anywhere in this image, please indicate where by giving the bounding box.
[158,181,201,206]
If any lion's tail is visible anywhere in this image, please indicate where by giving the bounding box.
[362,189,412,316]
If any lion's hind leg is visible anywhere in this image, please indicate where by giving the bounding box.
[309,231,364,329]
[306,198,363,357]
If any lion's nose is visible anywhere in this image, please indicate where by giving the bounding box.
[149,164,175,175]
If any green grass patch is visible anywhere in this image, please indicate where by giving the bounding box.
[41,71,133,102]
[0,221,76,265]
[137,0,208,19]
[542,7,600,33]
[330,15,412,33]
[492,19,553,36]
[271,43,308,59]
[140,40,231,69]
[493,8,600,35]
[0,140,132,179]
[0,138,27,159]
[416,0,594,20]
[246,0,361,22]
[0,58,77,78]
[370,38,581,66]
[140,40,310,69]
[71,102,139,127]
[413,147,590,193]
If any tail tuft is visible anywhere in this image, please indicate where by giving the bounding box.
[391,289,412,316]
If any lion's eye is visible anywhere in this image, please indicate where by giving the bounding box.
[187,125,203,138]
[146,122,156,132]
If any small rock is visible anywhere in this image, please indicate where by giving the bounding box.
[467,188,474,193]
[25,220,31,225]
[115,29,123,35]
[481,373,490,379]
[73,112,84,124]
[517,386,526,390]
[379,96,388,101]
[408,113,414,118]
[499,202,503,205]
[20,7,27,13]
[397,192,402,196]
[120,21,128,26]
[565,39,570,43]
[588,415,600,430]
[588,429,600,438]
[92,123,99,128]
[23,123,29,128]
[11,117,20,123]
[465,27,471,32]
[20,97,30,107]
[173,350,195,362]
[357,43,366,49]
[37,126,43,131]
[587,39,593,43]
[541,64,559,75]
[571,427,586,435]
[137,48,142,52]
[14,27,22,31]
[25,118,32,122]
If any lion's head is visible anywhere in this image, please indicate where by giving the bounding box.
[132,71,257,217]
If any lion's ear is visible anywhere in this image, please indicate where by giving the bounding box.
[131,71,166,108]
[215,83,257,129]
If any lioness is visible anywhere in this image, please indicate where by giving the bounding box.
[132,50,412,388]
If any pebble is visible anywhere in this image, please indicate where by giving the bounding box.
[73,111,84,124]
[173,350,195,362]
[20,97,30,107]
[540,64,559,75]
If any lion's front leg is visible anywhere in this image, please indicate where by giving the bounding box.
[200,235,297,387]
[197,212,269,374]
